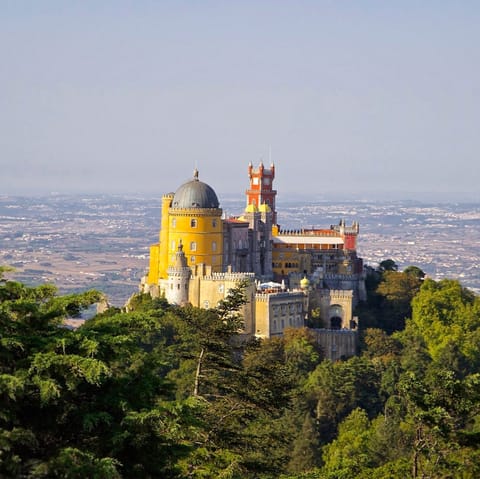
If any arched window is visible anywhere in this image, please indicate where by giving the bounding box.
[212,241,217,252]
[190,241,197,251]
[172,218,176,228]
[191,219,197,228]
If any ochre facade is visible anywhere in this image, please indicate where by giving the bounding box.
[140,163,365,357]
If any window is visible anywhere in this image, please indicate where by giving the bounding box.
[190,256,195,263]
[203,300,209,308]
[172,218,176,228]
[171,240,175,250]
[218,284,224,293]
[212,219,217,228]
[191,219,197,228]
[212,241,217,252]
[190,241,197,252]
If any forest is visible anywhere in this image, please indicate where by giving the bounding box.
[1,262,480,478]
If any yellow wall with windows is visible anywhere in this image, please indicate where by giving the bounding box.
[148,200,224,285]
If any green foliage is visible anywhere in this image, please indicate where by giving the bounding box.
[32,447,121,479]
[356,263,423,333]
[378,259,398,272]
[1,274,480,478]
[410,279,480,367]
[287,413,321,473]
[305,356,382,445]
[403,265,425,279]
[322,408,373,478]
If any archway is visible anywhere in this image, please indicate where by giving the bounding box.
[330,316,342,330]
[328,304,343,330]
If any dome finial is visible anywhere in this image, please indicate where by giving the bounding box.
[193,168,199,180]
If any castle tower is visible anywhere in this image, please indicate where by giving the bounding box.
[166,241,191,306]
[246,162,277,224]
[258,203,273,278]
[147,192,173,285]
[147,169,223,285]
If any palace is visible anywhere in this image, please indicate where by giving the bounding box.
[140,163,365,357]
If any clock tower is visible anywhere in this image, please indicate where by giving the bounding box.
[246,161,277,224]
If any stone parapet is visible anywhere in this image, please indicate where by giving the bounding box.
[204,272,255,281]
[169,207,223,217]
[255,291,305,302]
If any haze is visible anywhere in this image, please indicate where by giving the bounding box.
[1,1,479,201]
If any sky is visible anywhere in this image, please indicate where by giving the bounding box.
[1,1,479,201]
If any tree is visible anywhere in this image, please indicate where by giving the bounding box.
[375,270,423,332]
[304,356,382,446]
[403,265,425,280]
[378,259,398,272]
[321,408,373,478]
[287,413,321,473]
[0,278,204,478]
[410,279,480,368]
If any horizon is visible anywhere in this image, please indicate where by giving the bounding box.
[1,188,479,205]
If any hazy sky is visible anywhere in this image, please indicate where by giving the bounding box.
[1,1,479,200]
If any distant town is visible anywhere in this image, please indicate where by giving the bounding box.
[1,194,479,305]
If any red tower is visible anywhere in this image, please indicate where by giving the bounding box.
[246,162,277,224]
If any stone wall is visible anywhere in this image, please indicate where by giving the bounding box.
[313,328,359,361]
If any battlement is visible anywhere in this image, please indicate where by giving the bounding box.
[277,228,340,237]
[321,289,354,299]
[169,207,223,216]
[167,267,191,276]
[255,291,304,302]
[202,271,255,282]
[331,220,360,235]
[324,273,363,281]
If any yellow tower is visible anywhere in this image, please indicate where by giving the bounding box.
[147,169,223,285]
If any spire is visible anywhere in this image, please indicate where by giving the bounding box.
[174,240,188,269]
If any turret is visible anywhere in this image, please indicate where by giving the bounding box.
[245,162,277,224]
[166,241,191,306]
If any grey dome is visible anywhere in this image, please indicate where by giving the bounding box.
[172,170,220,209]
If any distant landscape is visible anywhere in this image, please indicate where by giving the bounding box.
[1,194,479,305]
